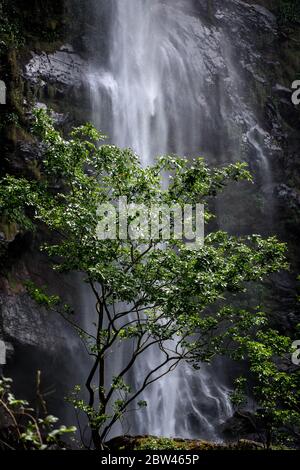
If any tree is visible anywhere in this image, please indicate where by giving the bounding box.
[0,109,288,449]
[229,319,300,449]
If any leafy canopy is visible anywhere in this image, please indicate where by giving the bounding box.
[0,109,290,447]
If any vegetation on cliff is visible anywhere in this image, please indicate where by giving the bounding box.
[0,109,298,449]
[0,376,75,450]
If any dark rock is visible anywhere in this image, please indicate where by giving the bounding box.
[24,45,86,88]
[222,411,258,439]
[1,294,67,351]
[276,184,300,212]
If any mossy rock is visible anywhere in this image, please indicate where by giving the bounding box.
[107,435,266,451]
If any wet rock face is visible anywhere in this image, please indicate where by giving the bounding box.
[0,235,79,349]
[22,44,90,128]
[0,0,89,337]
[1,295,65,351]
[222,410,258,440]
[277,184,300,212]
[25,45,86,88]
[0,0,90,422]
[0,242,87,422]
[207,1,300,324]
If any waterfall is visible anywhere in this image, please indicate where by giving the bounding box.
[84,0,278,440]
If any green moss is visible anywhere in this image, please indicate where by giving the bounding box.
[109,436,268,451]
[135,437,183,451]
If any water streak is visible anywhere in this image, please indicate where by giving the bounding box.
[86,0,277,439]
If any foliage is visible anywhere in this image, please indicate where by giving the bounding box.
[0,377,76,450]
[229,319,300,448]
[136,436,183,450]
[25,281,60,308]
[0,0,66,55]
[0,1,24,53]
[0,108,289,449]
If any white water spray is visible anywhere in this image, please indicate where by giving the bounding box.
[85,0,277,439]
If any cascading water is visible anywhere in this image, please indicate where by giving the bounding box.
[84,0,278,440]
